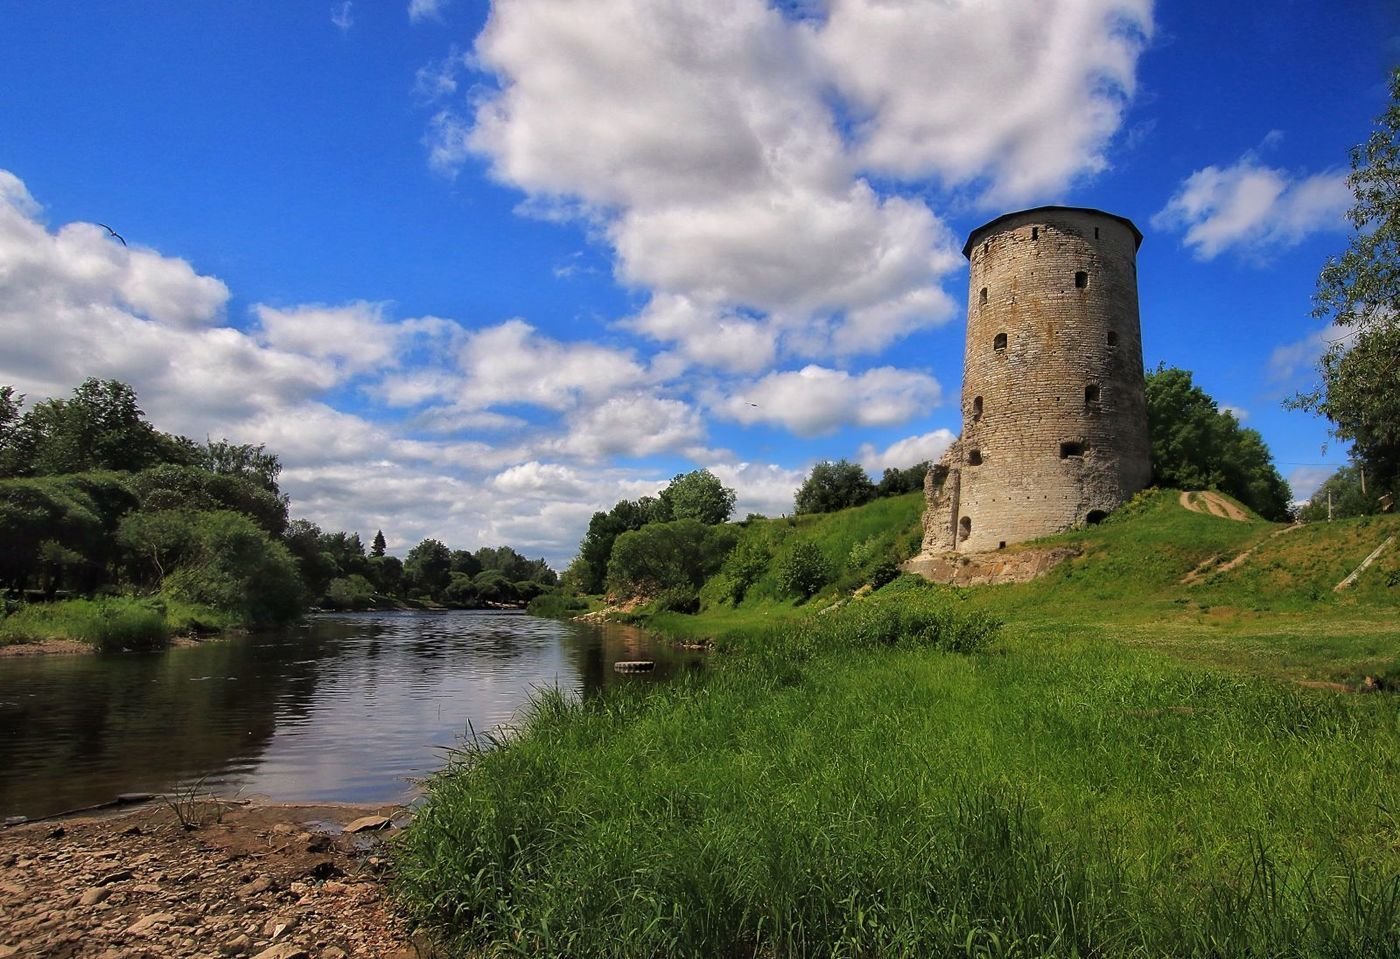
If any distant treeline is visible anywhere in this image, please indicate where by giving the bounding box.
[0,378,555,633]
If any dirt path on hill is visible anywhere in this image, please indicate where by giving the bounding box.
[1179,490,1250,522]
[1180,523,1302,585]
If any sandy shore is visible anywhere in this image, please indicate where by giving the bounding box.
[0,638,94,657]
[0,799,428,959]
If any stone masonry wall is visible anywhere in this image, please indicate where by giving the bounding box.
[927,207,1152,554]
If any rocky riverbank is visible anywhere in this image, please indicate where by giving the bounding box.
[0,800,425,959]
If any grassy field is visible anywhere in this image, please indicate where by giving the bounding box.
[395,490,1400,957]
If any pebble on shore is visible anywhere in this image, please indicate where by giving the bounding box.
[0,801,427,959]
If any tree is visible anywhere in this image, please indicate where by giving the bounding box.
[450,548,482,578]
[794,460,875,515]
[118,509,203,590]
[127,464,288,535]
[0,474,136,593]
[442,571,479,606]
[22,379,166,475]
[1297,465,1374,522]
[199,440,283,493]
[875,462,930,498]
[1145,366,1291,520]
[282,519,337,602]
[404,538,452,599]
[0,386,27,477]
[575,497,666,593]
[371,529,387,558]
[368,554,404,596]
[659,469,737,525]
[1287,70,1400,507]
[606,519,738,599]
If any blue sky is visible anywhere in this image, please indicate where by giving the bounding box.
[1,0,1395,566]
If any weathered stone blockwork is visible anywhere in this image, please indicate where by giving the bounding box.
[922,207,1151,555]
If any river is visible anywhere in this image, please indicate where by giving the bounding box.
[0,610,701,821]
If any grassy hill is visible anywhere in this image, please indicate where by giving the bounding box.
[643,488,1399,686]
[397,489,1400,958]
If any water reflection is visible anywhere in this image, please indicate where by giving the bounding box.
[0,611,701,819]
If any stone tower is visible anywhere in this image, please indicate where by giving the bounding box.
[922,206,1151,555]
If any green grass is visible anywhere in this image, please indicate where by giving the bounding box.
[0,596,170,651]
[710,492,924,604]
[0,594,236,651]
[902,490,1400,687]
[395,489,1400,957]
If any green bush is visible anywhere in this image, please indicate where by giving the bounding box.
[776,540,831,599]
[718,537,769,605]
[650,586,700,614]
[526,591,588,619]
[323,574,377,610]
[162,511,303,625]
[868,560,901,590]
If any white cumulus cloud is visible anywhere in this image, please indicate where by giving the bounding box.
[707,461,809,518]
[457,319,648,412]
[428,0,1137,365]
[255,302,455,376]
[1153,150,1350,261]
[548,392,707,462]
[817,0,1154,204]
[858,429,957,473]
[716,365,942,436]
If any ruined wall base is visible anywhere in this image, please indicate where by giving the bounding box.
[901,546,1078,587]
[920,449,962,554]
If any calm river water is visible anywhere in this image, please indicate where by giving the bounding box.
[0,611,701,820]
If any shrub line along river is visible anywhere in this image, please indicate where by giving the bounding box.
[0,610,702,820]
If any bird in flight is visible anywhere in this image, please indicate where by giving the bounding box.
[96,223,127,247]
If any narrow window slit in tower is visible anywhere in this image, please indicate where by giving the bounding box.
[959,516,972,540]
[1085,383,1100,405]
[1060,441,1084,459]
[1094,227,1100,239]
[1032,227,1038,240]
[1107,330,1118,346]
[979,287,988,305]
[1075,271,1088,289]
[972,396,983,421]
[993,332,1007,351]
[967,449,982,466]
